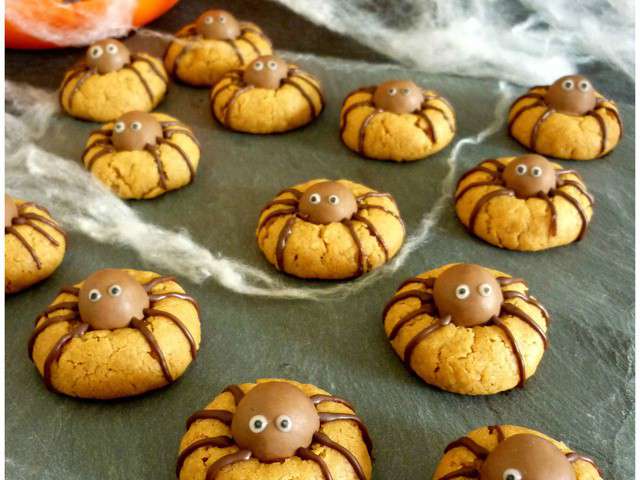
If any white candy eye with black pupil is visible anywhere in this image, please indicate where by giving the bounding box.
[90,46,103,58]
[106,44,118,54]
[308,193,321,204]
[531,166,543,177]
[400,88,411,95]
[253,61,264,71]
[114,122,125,133]
[328,195,340,205]
[267,61,278,70]
[388,87,397,96]
[578,80,590,92]
[515,164,527,175]
[204,16,213,24]
[249,415,268,433]
[88,289,102,302]
[218,16,226,23]
[478,283,492,297]
[131,121,142,131]
[108,284,122,297]
[562,79,574,90]
[503,469,522,480]
[455,284,470,300]
[276,415,293,432]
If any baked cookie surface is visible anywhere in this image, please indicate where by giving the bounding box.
[433,425,602,480]
[82,111,200,199]
[340,80,456,162]
[60,38,168,122]
[210,55,324,133]
[383,263,549,395]
[508,74,622,160]
[455,155,594,251]
[177,379,373,480]
[5,196,66,294]
[28,268,201,399]
[256,179,405,279]
[164,9,272,87]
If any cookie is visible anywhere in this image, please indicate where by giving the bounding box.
[340,80,456,162]
[455,155,594,251]
[176,379,373,480]
[257,179,405,279]
[5,196,66,294]
[383,263,549,395]
[60,38,169,122]
[82,111,200,199]
[210,55,324,133]
[508,75,623,160]
[433,425,602,480]
[164,9,272,87]
[28,268,201,399]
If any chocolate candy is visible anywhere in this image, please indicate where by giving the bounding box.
[86,39,131,75]
[78,269,149,330]
[111,111,163,152]
[243,55,288,90]
[502,154,557,198]
[298,181,358,225]
[195,9,241,40]
[230,382,320,462]
[544,75,597,116]
[5,194,18,228]
[373,80,424,114]
[433,264,503,327]
[480,433,576,480]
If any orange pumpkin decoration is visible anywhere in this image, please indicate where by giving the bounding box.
[6,0,179,50]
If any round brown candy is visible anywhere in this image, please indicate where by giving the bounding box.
[480,433,576,480]
[195,9,241,40]
[85,38,130,75]
[230,382,320,462]
[111,111,163,152]
[298,181,358,225]
[373,80,424,114]
[243,55,288,90]
[5,194,18,229]
[78,269,149,330]
[433,264,503,327]
[502,154,557,198]
[544,74,597,116]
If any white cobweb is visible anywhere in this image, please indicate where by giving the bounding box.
[5,78,514,300]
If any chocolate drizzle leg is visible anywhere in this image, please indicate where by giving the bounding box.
[130,317,173,382]
[490,316,526,387]
[312,432,367,480]
[206,450,252,480]
[297,447,333,480]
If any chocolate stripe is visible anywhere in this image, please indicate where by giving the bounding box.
[491,316,525,387]
[206,449,252,480]
[358,110,382,155]
[501,303,548,348]
[43,323,89,391]
[318,412,373,453]
[28,313,78,359]
[554,190,589,241]
[144,308,198,359]
[275,216,297,271]
[342,219,364,276]
[157,138,196,183]
[130,317,173,383]
[468,189,515,232]
[352,213,389,261]
[5,226,41,268]
[444,437,489,458]
[313,432,366,480]
[186,409,233,429]
[297,447,333,480]
[530,107,554,150]
[176,436,234,477]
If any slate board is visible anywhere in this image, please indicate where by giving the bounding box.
[5,16,634,480]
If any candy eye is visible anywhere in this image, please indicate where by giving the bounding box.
[400,87,411,95]
[387,87,397,96]
[253,61,264,71]
[89,46,103,58]
[276,415,293,432]
[478,283,493,297]
[309,193,321,204]
[106,44,118,55]
[455,284,470,300]
[267,60,278,70]
[562,79,574,90]
[131,121,142,131]
[88,289,102,302]
[503,469,522,480]
[578,80,591,92]
[328,195,340,205]
[218,15,226,23]
[249,415,268,433]
[531,166,543,177]
[114,121,125,133]
[204,16,214,24]
[108,284,122,297]
[515,164,527,176]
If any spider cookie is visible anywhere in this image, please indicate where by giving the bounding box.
[508,74,623,160]
[164,9,272,87]
[60,38,168,122]
[340,80,455,161]
[28,268,201,399]
[257,179,405,279]
[210,55,324,133]
[455,155,594,251]
[383,263,550,395]
[82,111,200,199]
[5,195,66,294]
[176,379,373,480]
[433,425,602,480]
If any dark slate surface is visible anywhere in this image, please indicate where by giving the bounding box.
[5,1,634,479]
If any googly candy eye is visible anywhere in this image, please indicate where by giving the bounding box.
[562,79,574,90]
[131,121,142,131]
[387,87,398,96]
[253,61,264,71]
[578,80,591,92]
[478,283,493,297]
[218,15,226,23]
[106,44,118,55]
[275,415,293,432]
[328,195,340,205]
[400,87,411,95]
[515,164,527,176]
[114,121,126,133]
[249,415,268,433]
[89,46,103,58]
[108,284,122,297]
[531,166,543,177]
[88,289,102,302]
[309,193,321,204]
[455,284,470,300]
[204,16,214,24]
[503,469,522,480]
[267,60,278,70]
